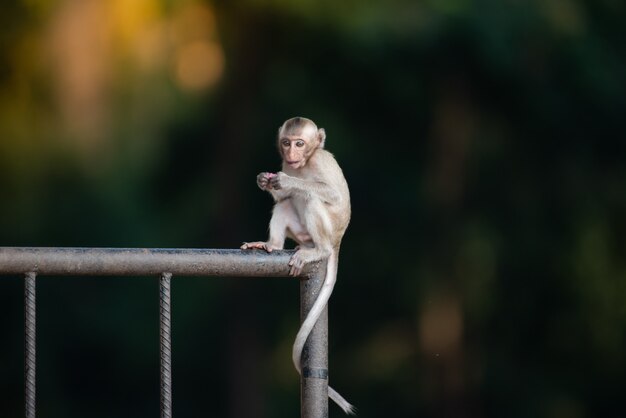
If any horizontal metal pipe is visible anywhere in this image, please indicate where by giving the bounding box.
[0,247,309,277]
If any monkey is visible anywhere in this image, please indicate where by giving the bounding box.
[241,117,355,414]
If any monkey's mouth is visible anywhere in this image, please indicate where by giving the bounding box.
[286,160,301,168]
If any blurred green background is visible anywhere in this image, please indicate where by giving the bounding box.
[1,0,625,417]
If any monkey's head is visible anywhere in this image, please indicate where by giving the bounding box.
[277,117,326,170]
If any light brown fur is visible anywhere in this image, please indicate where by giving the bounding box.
[241,117,354,414]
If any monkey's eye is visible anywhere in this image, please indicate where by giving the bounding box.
[296,140,305,147]
[282,140,290,147]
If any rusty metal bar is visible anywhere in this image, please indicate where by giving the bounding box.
[24,272,36,418]
[0,247,304,277]
[300,263,329,418]
[160,272,173,418]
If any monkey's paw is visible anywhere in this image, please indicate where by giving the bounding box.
[269,171,290,190]
[288,251,308,276]
[257,172,276,190]
[241,241,278,253]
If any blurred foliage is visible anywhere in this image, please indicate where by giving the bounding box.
[1,0,626,417]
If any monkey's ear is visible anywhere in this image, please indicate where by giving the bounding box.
[318,128,326,148]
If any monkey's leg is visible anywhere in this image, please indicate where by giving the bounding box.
[288,247,329,276]
[288,201,332,276]
[266,200,300,248]
[286,222,313,248]
[241,200,304,252]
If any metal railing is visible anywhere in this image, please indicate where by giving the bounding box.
[0,247,328,418]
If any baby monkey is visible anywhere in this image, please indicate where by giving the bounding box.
[241,117,354,414]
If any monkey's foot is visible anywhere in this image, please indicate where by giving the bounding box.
[240,241,279,253]
[288,250,316,276]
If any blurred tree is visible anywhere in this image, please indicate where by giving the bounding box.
[1,0,626,417]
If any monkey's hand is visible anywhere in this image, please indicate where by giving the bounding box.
[257,172,278,190]
[256,172,272,190]
[240,241,280,252]
[269,171,291,190]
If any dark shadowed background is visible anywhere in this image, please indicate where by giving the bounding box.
[1,1,625,417]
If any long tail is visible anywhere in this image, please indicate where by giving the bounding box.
[292,251,356,415]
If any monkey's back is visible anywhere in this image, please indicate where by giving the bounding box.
[308,149,351,247]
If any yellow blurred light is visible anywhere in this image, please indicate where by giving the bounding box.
[170,1,217,45]
[47,0,112,146]
[107,0,162,45]
[174,40,224,92]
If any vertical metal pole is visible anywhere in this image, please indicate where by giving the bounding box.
[24,272,37,418]
[160,272,173,418]
[300,264,329,418]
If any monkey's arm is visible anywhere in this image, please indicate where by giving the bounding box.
[271,172,341,204]
[269,187,291,202]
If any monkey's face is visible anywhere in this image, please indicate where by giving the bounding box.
[278,126,319,170]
